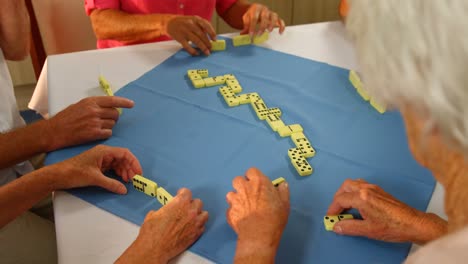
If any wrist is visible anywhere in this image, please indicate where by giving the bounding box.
[117,236,168,264]
[37,119,57,152]
[411,211,448,245]
[235,238,278,263]
[159,14,179,36]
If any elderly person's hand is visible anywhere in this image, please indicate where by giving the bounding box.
[116,188,209,263]
[327,179,447,244]
[45,96,134,152]
[165,15,217,56]
[240,4,285,37]
[226,168,289,262]
[48,145,142,194]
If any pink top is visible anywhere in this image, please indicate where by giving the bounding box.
[85,0,237,49]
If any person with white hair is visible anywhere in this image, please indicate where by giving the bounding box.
[225,0,468,262]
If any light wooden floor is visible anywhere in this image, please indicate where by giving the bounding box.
[14,83,36,111]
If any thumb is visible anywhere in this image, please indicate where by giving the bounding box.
[333,219,370,236]
[277,182,290,207]
[95,174,127,195]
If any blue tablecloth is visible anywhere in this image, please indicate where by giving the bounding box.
[46,40,435,263]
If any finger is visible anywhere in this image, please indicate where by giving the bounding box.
[187,31,210,56]
[98,108,120,120]
[249,7,262,36]
[334,219,372,237]
[278,19,286,34]
[94,96,134,108]
[245,167,267,183]
[192,198,203,214]
[226,208,234,228]
[196,211,209,227]
[334,178,366,198]
[196,17,217,41]
[105,147,143,176]
[277,182,290,209]
[268,13,279,32]
[96,128,112,139]
[257,8,270,35]
[226,191,236,206]
[241,13,251,35]
[179,39,199,56]
[101,119,116,130]
[327,191,364,215]
[144,210,156,221]
[95,174,127,195]
[176,188,193,201]
[232,176,247,192]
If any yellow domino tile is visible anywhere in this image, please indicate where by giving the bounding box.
[370,98,387,114]
[287,147,304,161]
[324,214,354,231]
[211,39,226,51]
[233,35,252,46]
[132,175,158,197]
[192,79,205,88]
[258,107,282,120]
[197,69,209,77]
[229,85,242,93]
[189,74,202,81]
[251,100,268,114]
[253,32,269,45]
[156,187,173,206]
[349,70,363,90]
[266,114,286,131]
[226,79,240,87]
[99,76,114,96]
[291,132,315,158]
[226,98,240,107]
[291,156,313,176]
[356,86,370,101]
[272,177,286,187]
[187,70,199,77]
[224,74,237,80]
[213,76,226,86]
[203,77,216,87]
[278,124,303,137]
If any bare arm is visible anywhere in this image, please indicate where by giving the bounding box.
[0,145,142,228]
[221,0,285,36]
[0,165,56,227]
[89,9,175,44]
[220,0,251,30]
[0,0,30,60]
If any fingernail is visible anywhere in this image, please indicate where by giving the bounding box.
[119,185,127,194]
[335,226,343,233]
[283,182,289,188]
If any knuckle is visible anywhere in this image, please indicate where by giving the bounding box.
[359,188,372,201]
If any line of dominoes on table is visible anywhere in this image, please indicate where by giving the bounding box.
[187,69,315,176]
[210,32,269,52]
[132,174,286,205]
[349,70,386,114]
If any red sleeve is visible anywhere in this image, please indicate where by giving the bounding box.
[84,0,120,16]
[216,0,238,16]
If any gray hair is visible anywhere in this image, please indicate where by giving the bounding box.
[347,0,468,153]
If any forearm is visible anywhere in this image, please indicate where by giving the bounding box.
[0,120,52,169]
[411,212,448,245]
[234,240,278,264]
[90,9,176,43]
[0,166,57,227]
[0,0,30,60]
[221,0,251,30]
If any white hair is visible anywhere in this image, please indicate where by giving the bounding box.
[347,0,468,153]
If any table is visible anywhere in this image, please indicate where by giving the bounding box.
[31,22,447,263]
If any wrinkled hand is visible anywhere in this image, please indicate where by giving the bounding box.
[116,188,209,264]
[241,4,285,36]
[46,96,134,151]
[226,168,290,249]
[50,145,142,194]
[327,179,447,244]
[165,15,216,56]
